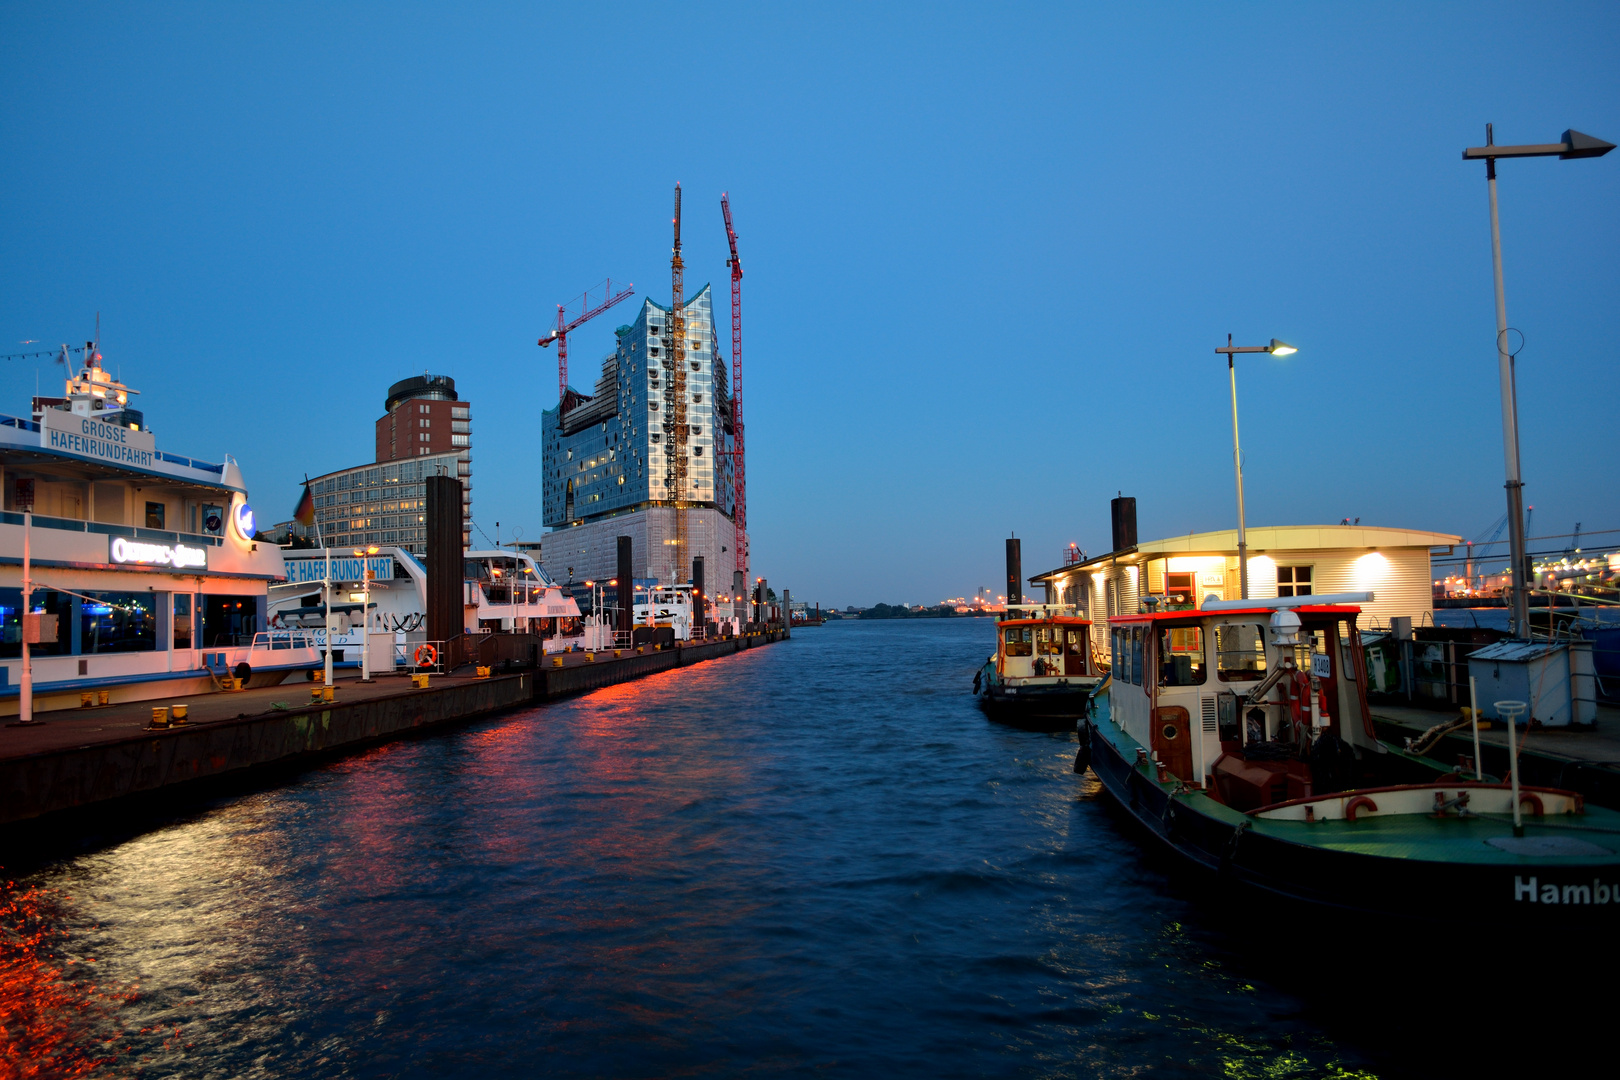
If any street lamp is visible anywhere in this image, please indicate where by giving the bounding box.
[353,545,379,681]
[1462,124,1613,638]
[1214,336,1297,600]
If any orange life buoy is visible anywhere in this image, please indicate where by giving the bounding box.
[414,644,438,667]
[1345,795,1378,822]
[1518,792,1544,817]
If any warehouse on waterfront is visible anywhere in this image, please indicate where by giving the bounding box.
[540,286,742,587]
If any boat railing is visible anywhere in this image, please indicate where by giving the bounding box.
[0,511,224,546]
[250,630,319,651]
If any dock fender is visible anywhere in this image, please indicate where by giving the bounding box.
[1073,742,1090,774]
[973,669,982,695]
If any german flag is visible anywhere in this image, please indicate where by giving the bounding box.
[293,483,315,526]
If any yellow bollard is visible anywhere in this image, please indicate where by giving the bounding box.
[476,665,491,678]
[311,685,324,703]
[322,685,335,703]
[552,657,564,668]
[412,673,430,689]
[81,692,94,708]
[151,706,170,729]
[613,650,622,658]
[98,689,110,706]
[171,704,188,725]
[585,653,595,663]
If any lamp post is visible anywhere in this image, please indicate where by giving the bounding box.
[354,545,379,681]
[1214,336,1297,599]
[1462,125,1613,638]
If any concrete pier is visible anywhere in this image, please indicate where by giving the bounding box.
[0,630,789,828]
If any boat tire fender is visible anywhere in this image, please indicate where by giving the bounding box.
[233,662,251,683]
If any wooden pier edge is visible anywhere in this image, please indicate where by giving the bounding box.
[0,629,789,830]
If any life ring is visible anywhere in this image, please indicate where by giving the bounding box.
[1518,792,1544,817]
[414,644,438,667]
[1345,795,1378,822]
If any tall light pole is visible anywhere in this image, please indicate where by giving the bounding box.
[1463,125,1613,638]
[1214,336,1297,599]
[354,545,379,681]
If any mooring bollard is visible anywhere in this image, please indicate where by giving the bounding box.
[81,692,94,708]
[322,686,335,703]
[171,704,188,725]
[311,686,324,703]
[151,706,170,729]
[585,653,595,663]
[412,673,430,689]
[552,657,563,668]
[98,689,110,706]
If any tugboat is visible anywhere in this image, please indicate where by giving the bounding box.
[1083,592,1620,927]
[974,604,1102,731]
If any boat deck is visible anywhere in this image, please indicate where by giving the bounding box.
[1090,693,1620,867]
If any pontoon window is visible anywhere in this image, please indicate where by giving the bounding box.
[1215,623,1267,682]
[1157,626,1206,686]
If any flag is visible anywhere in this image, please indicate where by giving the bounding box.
[293,484,315,526]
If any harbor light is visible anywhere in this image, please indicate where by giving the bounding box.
[1215,334,1302,598]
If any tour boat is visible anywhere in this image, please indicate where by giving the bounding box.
[0,343,323,715]
[270,547,582,664]
[1082,593,1620,926]
[974,605,1102,731]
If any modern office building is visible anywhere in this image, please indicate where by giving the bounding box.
[540,286,742,587]
[293,374,472,553]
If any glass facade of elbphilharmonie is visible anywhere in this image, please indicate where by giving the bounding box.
[541,285,736,529]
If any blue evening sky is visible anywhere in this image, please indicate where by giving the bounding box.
[3,3,1616,608]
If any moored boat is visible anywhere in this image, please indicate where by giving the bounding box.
[975,604,1101,731]
[1082,593,1620,927]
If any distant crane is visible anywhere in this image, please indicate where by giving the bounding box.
[538,279,635,408]
[721,192,746,578]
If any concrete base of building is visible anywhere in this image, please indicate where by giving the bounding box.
[543,506,744,589]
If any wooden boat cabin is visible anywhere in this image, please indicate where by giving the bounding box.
[1105,593,1383,809]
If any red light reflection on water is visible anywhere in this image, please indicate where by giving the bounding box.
[0,873,153,1079]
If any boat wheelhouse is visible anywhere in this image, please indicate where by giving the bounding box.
[1084,592,1620,927]
[975,604,1101,731]
[0,345,320,715]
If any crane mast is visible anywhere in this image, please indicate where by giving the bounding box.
[721,192,746,579]
[667,184,690,584]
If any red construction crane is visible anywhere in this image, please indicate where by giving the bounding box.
[721,192,747,578]
[538,278,635,408]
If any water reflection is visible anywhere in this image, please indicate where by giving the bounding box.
[15,620,1402,1077]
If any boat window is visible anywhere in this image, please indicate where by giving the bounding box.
[1064,630,1083,656]
[1158,626,1206,686]
[1036,626,1062,655]
[1130,627,1144,686]
[1215,623,1267,682]
[1004,626,1033,657]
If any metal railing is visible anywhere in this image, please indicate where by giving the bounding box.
[250,629,319,651]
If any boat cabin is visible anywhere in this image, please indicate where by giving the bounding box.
[997,604,1094,681]
[1105,595,1381,810]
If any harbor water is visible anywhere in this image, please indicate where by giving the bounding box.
[3,620,1599,1077]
